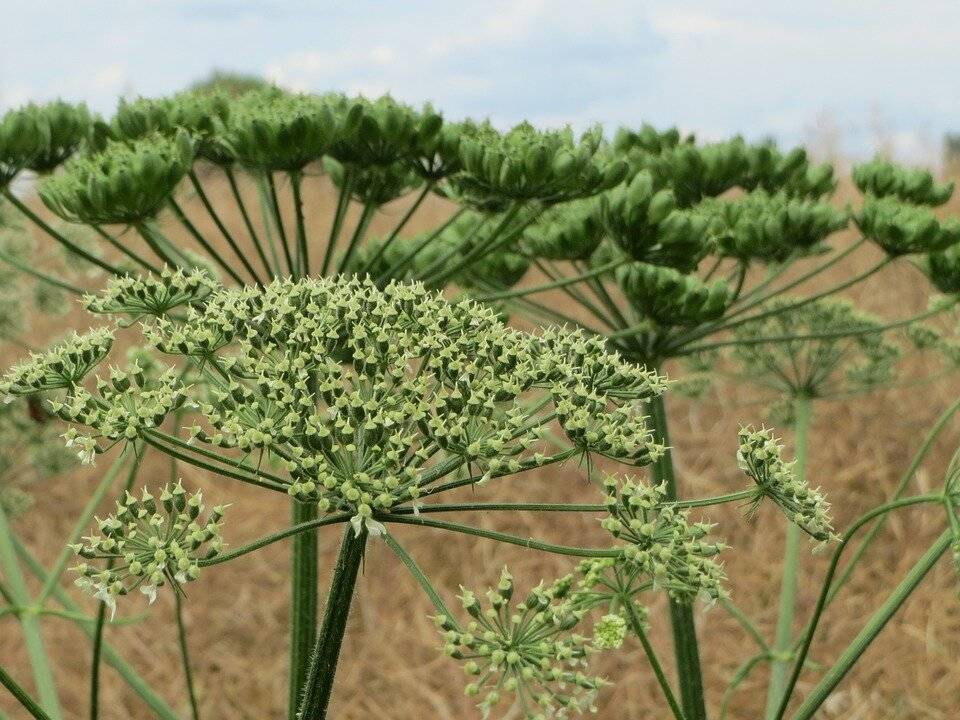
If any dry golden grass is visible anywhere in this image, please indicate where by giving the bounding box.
[2,170,959,719]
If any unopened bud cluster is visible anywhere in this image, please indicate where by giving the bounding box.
[72,481,224,612]
[737,426,833,541]
[437,567,606,720]
[86,267,216,317]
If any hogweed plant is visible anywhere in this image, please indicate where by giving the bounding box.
[0,85,959,720]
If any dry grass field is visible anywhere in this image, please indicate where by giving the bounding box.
[1,169,959,719]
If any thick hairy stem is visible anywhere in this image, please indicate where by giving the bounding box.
[765,396,812,718]
[789,530,951,720]
[646,392,708,720]
[296,528,366,720]
[288,501,320,720]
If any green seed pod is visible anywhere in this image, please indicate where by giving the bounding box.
[645,138,751,207]
[325,156,423,206]
[522,197,605,261]
[856,196,960,256]
[449,122,626,210]
[853,156,954,207]
[617,262,731,325]
[744,143,836,199]
[217,90,337,171]
[700,190,849,263]
[926,242,960,293]
[600,170,709,271]
[0,101,93,184]
[39,131,194,225]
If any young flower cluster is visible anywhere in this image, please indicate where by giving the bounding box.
[85,267,217,318]
[853,156,954,207]
[856,196,960,257]
[1,328,114,394]
[600,476,726,603]
[616,262,731,327]
[737,426,833,541]
[8,276,666,537]
[437,567,606,719]
[0,100,92,185]
[72,481,224,613]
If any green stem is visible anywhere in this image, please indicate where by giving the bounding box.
[188,170,263,285]
[13,539,179,720]
[1,188,120,275]
[772,494,944,720]
[646,391,708,720]
[624,600,687,720]
[788,530,951,720]
[0,504,61,720]
[175,592,201,720]
[0,665,52,720]
[135,219,193,270]
[335,202,376,275]
[267,172,295,276]
[0,248,84,295]
[166,199,245,284]
[224,166,274,278]
[91,226,158,274]
[288,501,319,720]
[254,172,285,276]
[37,450,130,605]
[378,207,465,282]
[382,532,456,620]
[296,528,366,720]
[291,171,309,277]
[764,396,812,719]
[355,182,433,276]
[321,168,354,277]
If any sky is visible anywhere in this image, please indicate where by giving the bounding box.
[2,1,958,164]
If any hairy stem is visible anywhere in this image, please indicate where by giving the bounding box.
[646,391,708,720]
[765,395,812,718]
[296,528,366,720]
[288,501,319,720]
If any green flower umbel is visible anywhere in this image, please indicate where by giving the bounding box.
[72,481,224,614]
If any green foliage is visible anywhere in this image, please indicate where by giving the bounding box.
[853,156,954,207]
[39,132,194,224]
[925,241,960,293]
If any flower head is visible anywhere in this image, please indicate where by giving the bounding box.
[72,481,224,612]
[600,476,726,603]
[438,567,606,719]
[737,426,833,541]
[85,267,216,318]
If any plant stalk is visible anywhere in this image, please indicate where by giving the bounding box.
[296,528,366,720]
[646,391,708,720]
[764,395,812,718]
[288,500,319,719]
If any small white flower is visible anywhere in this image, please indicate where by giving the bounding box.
[139,584,158,604]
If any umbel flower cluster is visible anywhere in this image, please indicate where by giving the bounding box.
[71,481,224,613]
[737,426,834,541]
[2,274,667,542]
[600,475,726,602]
[438,568,606,720]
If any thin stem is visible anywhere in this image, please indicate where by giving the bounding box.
[321,168,354,277]
[0,248,84,295]
[773,494,945,719]
[267,172,295,276]
[381,515,621,558]
[823,396,960,607]
[788,529,951,720]
[13,539,179,720]
[2,188,120,275]
[765,395,812,719]
[296,528,366,720]
[646,391,707,720]
[720,597,769,652]
[624,600,687,720]
[135,219,193,270]
[378,207,465,282]
[382,532,456,620]
[254,172,285,276]
[0,665,52,720]
[166,199,245,284]
[224,166,274,278]
[200,514,350,567]
[175,593,201,720]
[291,171,310,277]
[91,226,158,274]
[288,501,319,720]
[37,449,130,605]
[0,503,62,719]
[188,170,263,285]
[355,182,434,276]
[335,202,376,275]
